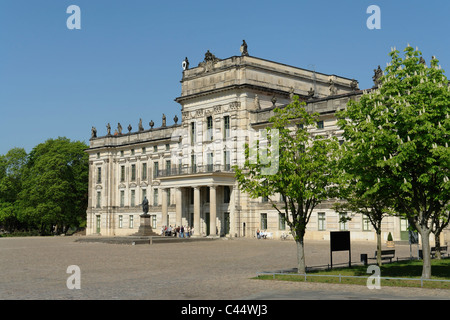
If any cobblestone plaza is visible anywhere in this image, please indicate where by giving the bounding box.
[1,236,449,300]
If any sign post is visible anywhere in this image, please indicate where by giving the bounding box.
[330,231,351,269]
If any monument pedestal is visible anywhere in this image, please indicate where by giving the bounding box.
[135,214,159,236]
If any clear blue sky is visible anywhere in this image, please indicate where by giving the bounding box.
[0,0,449,155]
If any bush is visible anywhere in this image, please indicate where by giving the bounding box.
[387,232,393,241]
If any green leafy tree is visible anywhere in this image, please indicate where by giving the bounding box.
[0,148,27,232]
[234,96,339,274]
[337,45,450,279]
[18,137,89,235]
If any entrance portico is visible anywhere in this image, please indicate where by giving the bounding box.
[158,171,235,237]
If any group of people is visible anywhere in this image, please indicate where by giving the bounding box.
[161,225,193,238]
[256,228,270,239]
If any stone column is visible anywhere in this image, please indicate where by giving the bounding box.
[161,188,168,227]
[193,187,201,236]
[176,187,182,227]
[210,185,217,236]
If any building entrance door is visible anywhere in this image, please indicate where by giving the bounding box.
[96,215,101,234]
[205,212,210,235]
[223,212,230,235]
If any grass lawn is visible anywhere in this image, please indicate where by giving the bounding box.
[255,258,450,289]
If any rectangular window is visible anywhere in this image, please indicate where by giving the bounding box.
[96,191,101,208]
[223,186,230,203]
[166,160,171,175]
[120,150,124,157]
[153,162,159,178]
[279,214,286,230]
[224,150,230,171]
[142,163,147,180]
[167,189,171,205]
[153,189,159,206]
[339,212,348,231]
[317,120,324,129]
[153,145,158,153]
[129,215,134,228]
[120,190,125,207]
[165,144,170,151]
[142,147,146,154]
[131,164,136,181]
[190,122,196,145]
[262,181,268,202]
[118,215,123,228]
[191,154,196,173]
[97,167,102,184]
[131,149,135,155]
[207,116,213,141]
[362,216,371,231]
[224,116,230,139]
[142,189,147,203]
[151,215,157,229]
[318,212,326,231]
[260,213,268,230]
[207,152,213,172]
[131,190,135,207]
[120,165,125,182]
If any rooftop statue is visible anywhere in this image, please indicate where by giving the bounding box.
[372,65,383,87]
[240,40,248,56]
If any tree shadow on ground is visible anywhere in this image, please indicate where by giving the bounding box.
[351,258,450,278]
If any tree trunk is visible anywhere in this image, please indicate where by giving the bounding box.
[296,236,306,274]
[420,229,432,279]
[376,229,382,267]
[434,231,442,260]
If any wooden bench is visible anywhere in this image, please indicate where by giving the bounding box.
[431,246,448,258]
[369,249,396,263]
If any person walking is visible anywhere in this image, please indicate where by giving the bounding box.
[180,225,185,238]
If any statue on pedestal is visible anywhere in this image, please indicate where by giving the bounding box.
[91,126,97,139]
[142,197,149,215]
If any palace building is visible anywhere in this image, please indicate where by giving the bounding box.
[85,43,448,244]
